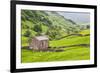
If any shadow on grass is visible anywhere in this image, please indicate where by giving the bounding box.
[21,44,89,52]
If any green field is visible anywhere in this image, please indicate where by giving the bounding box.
[50,35,90,47]
[21,34,90,63]
[22,46,90,63]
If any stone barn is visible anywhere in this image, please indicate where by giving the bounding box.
[29,36,49,51]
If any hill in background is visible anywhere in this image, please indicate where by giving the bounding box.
[21,10,90,40]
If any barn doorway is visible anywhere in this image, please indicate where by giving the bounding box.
[42,41,45,49]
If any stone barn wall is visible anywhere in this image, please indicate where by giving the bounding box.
[29,36,49,51]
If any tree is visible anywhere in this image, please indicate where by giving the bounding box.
[46,25,62,40]
[33,23,42,36]
[86,25,90,29]
[24,30,31,37]
[46,30,57,40]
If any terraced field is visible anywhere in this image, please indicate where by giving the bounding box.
[21,32,90,63]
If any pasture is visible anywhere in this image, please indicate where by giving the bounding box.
[21,32,90,63]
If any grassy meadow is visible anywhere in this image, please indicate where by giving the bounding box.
[21,10,90,63]
[22,46,90,63]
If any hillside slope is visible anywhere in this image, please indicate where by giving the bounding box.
[21,10,80,40]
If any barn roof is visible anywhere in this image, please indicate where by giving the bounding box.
[35,36,49,40]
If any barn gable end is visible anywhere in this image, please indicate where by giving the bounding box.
[29,36,49,51]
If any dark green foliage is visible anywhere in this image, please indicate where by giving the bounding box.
[86,25,90,29]
[21,10,89,40]
[24,30,31,37]
[33,24,42,36]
